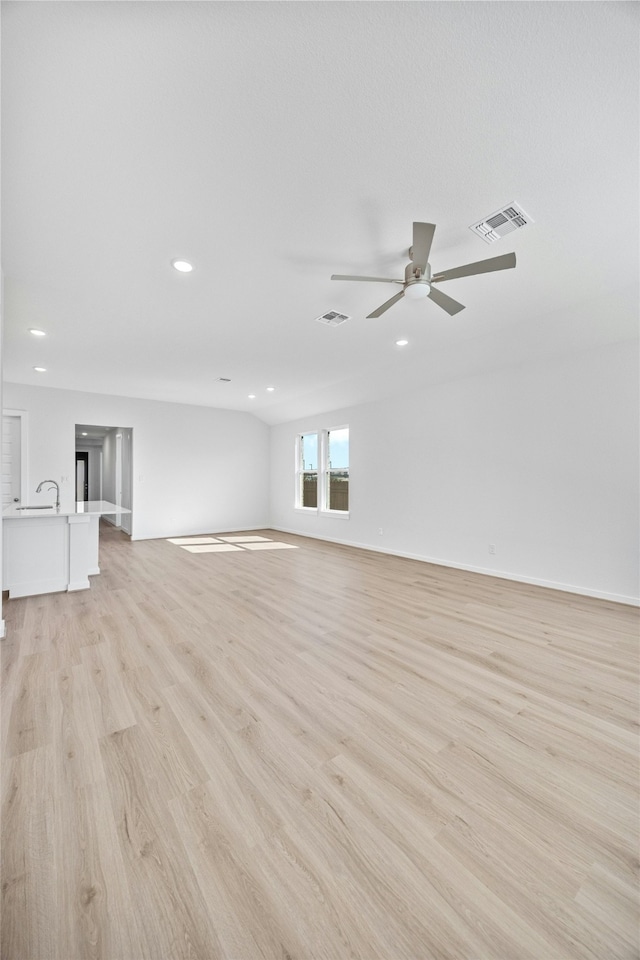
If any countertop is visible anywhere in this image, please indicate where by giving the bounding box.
[3,500,132,519]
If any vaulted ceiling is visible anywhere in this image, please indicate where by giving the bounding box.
[2,1,638,425]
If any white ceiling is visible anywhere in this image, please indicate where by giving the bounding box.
[2,1,638,425]
[75,424,113,443]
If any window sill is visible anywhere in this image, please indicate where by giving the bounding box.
[295,507,318,514]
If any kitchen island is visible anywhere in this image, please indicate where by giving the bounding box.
[3,500,131,598]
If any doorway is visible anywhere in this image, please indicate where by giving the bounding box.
[75,451,89,501]
[75,424,133,534]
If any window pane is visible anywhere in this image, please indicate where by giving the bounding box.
[327,427,348,511]
[328,428,349,469]
[328,472,348,511]
[301,472,317,507]
[301,433,317,470]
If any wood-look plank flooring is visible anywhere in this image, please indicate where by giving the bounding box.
[2,523,638,960]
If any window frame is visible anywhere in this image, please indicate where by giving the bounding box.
[295,432,319,512]
[320,425,349,517]
[295,426,349,518]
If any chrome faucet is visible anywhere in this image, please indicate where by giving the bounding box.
[36,479,60,510]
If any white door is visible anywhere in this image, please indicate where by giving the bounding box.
[2,415,22,506]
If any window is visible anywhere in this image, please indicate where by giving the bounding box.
[325,426,349,513]
[296,433,318,508]
[295,426,349,515]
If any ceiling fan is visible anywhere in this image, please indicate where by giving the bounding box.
[331,221,516,318]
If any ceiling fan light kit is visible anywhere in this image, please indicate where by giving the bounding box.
[331,220,516,319]
[403,258,431,299]
[404,281,430,300]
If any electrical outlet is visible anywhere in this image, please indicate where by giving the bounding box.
[488,543,496,555]
[378,528,383,536]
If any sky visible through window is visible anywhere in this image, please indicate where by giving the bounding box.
[329,428,349,469]
[301,434,318,470]
[301,429,349,470]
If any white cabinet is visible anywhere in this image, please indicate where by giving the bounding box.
[3,513,90,598]
[2,500,129,599]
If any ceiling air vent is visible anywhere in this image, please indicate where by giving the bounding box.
[314,311,350,327]
[216,377,231,382]
[470,202,533,244]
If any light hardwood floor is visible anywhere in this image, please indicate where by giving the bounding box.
[1,524,638,960]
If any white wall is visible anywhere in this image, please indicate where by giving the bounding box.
[3,383,270,540]
[269,340,639,605]
[0,274,3,637]
[120,427,133,535]
[100,427,133,534]
[100,428,118,529]
[101,428,117,505]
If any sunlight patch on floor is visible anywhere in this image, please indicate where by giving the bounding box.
[166,535,298,554]
[180,543,243,553]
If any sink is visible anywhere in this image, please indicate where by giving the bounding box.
[15,505,54,510]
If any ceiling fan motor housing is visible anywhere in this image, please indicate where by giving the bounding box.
[404,261,431,296]
[405,261,431,281]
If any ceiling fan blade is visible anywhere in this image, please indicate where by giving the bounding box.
[331,274,401,283]
[427,286,465,316]
[366,291,405,318]
[431,251,516,283]
[411,222,436,271]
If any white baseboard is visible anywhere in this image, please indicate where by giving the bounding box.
[0,620,5,639]
[6,577,68,599]
[67,578,91,592]
[270,526,639,607]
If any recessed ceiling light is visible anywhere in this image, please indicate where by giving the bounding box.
[81,432,88,436]
[248,394,256,399]
[29,328,46,337]
[171,259,193,273]
[266,386,275,392]
[395,339,409,346]
[33,366,46,372]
